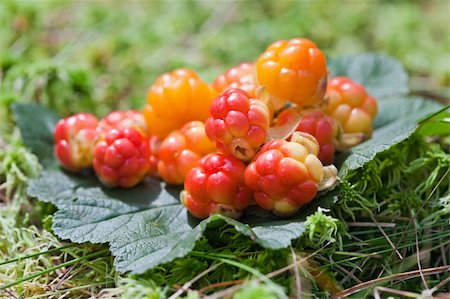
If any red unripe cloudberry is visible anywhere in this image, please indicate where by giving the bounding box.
[205,88,270,161]
[97,110,147,136]
[181,153,252,219]
[93,127,151,188]
[54,113,99,172]
[213,62,257,98]
[276,108,337,165]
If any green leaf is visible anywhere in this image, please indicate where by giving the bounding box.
[27,166,336,274]
[417,104,450,136]
[339,97,443,177]
[328,53,409,99]
[12,103,59,168]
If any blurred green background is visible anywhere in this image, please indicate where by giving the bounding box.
[1,0,449,118]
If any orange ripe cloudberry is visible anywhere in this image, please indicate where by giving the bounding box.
[158,121,215,185]
[54,113,99,172]
[255,38,327,109]
[205,88,271,161]
[144,68,218,139]
[181,153,252,219]
[93,127,151,188]
[325,77,378,138]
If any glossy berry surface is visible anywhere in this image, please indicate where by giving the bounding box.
[93,127,151,188]
[325,77,378,137]
[158,121,215,185]
[213,62,257,98]
[244,136,324,216]
[181,153,252,219]
[54,113,99,172]
[205,88,270,161]
[255,38,327,108]
[97,110,147,136]
[144,68,218,139]
[276,108,336,165]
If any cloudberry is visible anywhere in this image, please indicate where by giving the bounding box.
[158,121,216,185]
[213,62,257,98]
[181,153,252,219]
[54,113,98,172]
[325,77,377,138]
[276,108,337,165]
[244,133,335,216]
[255,38,327,109]
[93,127,151,188]
[97,110,147,136]
[144,68,218,139]
[205,88,270,161]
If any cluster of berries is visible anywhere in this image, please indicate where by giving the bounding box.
[54,37,378,219]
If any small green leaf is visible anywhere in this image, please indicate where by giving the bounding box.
[328,53,409,99]
[417,105,450,136]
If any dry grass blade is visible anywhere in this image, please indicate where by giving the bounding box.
[290,246,302,299]
[415,225,429,289]
[1,289,18,299]
[373,286,420,299]
[198,279,247,295]
[333,263,362,285]
[203,284,243,299]
[332,265,450,298]
[48,263,77,290]
[404,190,429,290]
[204,242,331,299]
[439,244,448,267]
[370,214,403,259]
[431,277,450,293]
